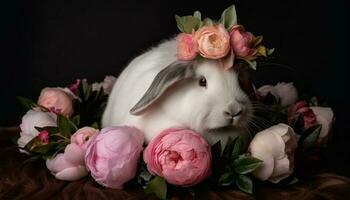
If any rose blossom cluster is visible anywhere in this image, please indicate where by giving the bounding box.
[177,24,259,69]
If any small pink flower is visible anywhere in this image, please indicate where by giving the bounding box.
[85,126,144,189]
[177,33,198,60]
[37,87,74,117]
[68,79,81,94]
[230,25,257,58]
[143,128,211,186]
[194,24,231,59]
[38,130,50,144]
[70,127,98,150]
[288,101,317,130]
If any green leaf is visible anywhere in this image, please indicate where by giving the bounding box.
[17,96,37,110]
[253,35,263,47]
[175,15,185,32]
[232,136,244,159]
[267,48,275,55]
[235,174,253,194]
[223,137,235,158]
[288,177,299,185]
[175,15,201,33]
[242,59,257,70]
[57,114,78,138]
[302,125,322,148]
[218,172,234,186]
[145,176,167,200]
[91,122,100,129]
[193,10,201,20]
[211,141,222,160]
[202,18,214,26]
[71,115,81,126]
[25,137,56,154]
[292,113,304,134]
[219,5,237,30]
[234,156,263,174]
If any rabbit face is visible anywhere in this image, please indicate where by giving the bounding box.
[130,59,251,133]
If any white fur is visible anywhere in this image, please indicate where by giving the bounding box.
[102,38,251,145]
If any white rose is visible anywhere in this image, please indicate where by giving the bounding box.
[17,110,57,152]
[310,106,334,142]
[257,82,298,106]
[248,123,298,183]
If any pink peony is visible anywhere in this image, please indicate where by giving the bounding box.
[288,101,317,130]
[257,82,298,106]
[17,110,57,151]
[85,126,144,189]
[143,128,211,186]
[230,25,257,58]
[194,24,231,59]
[177,33,198,60]
[37,87,74,117]
[248,123,298,183]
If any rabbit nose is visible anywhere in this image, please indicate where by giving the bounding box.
[224,109,243,118]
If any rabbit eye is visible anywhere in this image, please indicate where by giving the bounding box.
[198,76,207,87]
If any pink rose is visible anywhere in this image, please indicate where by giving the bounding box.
[257,82,298,106]
[37,87,74,117]
[143,128,211,186]
[177,33,198,60]
[248,123,298,183]
[230,25,257,58]
[70,126,98,149]
[310,106,334,143]
[17,110,57,151]
[194,24,231,59]
[85,126,144,189]
[288,101,317,130]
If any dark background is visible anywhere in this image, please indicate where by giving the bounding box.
[1,0,349,174]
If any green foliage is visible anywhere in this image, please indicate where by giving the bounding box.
[211,135,262,194]
[219,5,237,30]
[145,176,167,200]
[234,156,263,174]
[300,124,322,148]
[235,174,253,194]
[175,15,201,33]
[57,114,78,138]
[17,96,37,110]
[74,79,108,127]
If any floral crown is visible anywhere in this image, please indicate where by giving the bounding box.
[176,5,274,70]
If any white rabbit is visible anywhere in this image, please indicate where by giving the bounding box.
[102,38,252,145]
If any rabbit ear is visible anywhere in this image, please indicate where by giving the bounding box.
[130,61,195,115]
